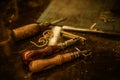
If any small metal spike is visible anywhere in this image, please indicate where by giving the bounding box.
[51,18,66,24]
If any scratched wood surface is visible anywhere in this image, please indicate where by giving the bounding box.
[0,0,120,80]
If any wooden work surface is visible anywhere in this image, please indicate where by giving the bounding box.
[0,0,120,80]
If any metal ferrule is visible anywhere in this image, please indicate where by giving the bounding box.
[57,37,80,49]
[70,50,89,59]
[70,51,80,59]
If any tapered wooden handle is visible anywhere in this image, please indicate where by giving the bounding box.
[22,46,59,64]
[29,53,72,72]
[28,50,90,73]
[13,23,49,41]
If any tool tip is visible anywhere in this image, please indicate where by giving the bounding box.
[51,17,66,24]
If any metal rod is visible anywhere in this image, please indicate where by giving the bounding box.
[62,26,120,37]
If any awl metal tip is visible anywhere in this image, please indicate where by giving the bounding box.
[51,18,66,24]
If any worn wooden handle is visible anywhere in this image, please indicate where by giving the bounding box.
[13,22,49,41]
[29,53,72,72]
[28,50,90,73]
[22,46,59,64]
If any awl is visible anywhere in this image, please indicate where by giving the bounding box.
[12,18,65,41]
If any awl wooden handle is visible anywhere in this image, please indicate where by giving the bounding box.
[29,50,89,73]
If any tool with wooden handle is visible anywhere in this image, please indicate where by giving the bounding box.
[29,50,91,73]
[22,37,80,64]
[12,18,65,41]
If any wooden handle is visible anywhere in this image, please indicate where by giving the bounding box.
[22,46,59,64]
[28,50,89,73]
[29,53,72,72]
[13,22,49,41]
[13,23,40,41]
